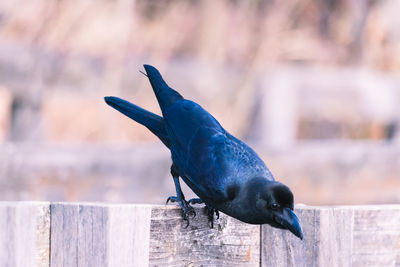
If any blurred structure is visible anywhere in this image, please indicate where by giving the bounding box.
[0,0,399,205]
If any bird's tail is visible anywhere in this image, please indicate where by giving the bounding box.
[143,64,183,113]
[104,96,170,147]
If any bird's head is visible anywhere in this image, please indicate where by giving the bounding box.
[242,178,303,239]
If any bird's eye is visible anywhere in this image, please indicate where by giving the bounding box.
[270,203,279,210]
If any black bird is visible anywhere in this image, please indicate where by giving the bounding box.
[104,65,303,239]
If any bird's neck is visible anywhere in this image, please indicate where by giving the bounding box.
[221,178,274,223]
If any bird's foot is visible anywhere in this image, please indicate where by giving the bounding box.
[188,198,204,205]
[166,196,196,227]
[204,205,219,228]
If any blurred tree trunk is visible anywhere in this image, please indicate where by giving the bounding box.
[8,89,43,142]
[349,0,371,62]
[7,1,59,143]
[319,0,337,38]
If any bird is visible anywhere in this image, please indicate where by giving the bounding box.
[104,64,303,239]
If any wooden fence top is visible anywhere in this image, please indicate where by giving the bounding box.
[0,202,399,266]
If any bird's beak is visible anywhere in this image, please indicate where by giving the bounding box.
[274,208,303,240]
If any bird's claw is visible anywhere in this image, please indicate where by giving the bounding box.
[205,205,219,228]
[188,198,203,205]
[215,209,220,219]
[166,196,177,204]
[166,195,196,226]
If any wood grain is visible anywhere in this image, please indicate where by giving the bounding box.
[0,202,50,267]
[262,205,400,267]
[149,205,260,267]
[50,203,152,267]
[0,202,398,266]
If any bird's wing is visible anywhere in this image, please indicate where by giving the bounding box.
[188,131,274,199]
[163,99,273,202]
[163,99,224,157]
[161,100,226,198]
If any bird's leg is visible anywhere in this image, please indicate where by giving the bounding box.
[167,176,196,225]
[204,204,220,228]
[166,164,196,227]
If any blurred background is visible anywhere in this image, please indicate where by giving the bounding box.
[0,0,399,205]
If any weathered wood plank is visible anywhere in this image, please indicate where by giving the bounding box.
[0,202,398,266]
[50,203,152,267]
[149,205,260,266]
[262,206,322,267]
[0,201,50,267]
[351,205,400,267]
[262,205,400,267]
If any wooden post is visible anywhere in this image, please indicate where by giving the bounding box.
[50,204,259,267]
[149,206,260,266]
[50,203,152,267]
[0,202,399,266]
[262,205,400,267]
[0,202,50,267]
[248,72,297,149]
